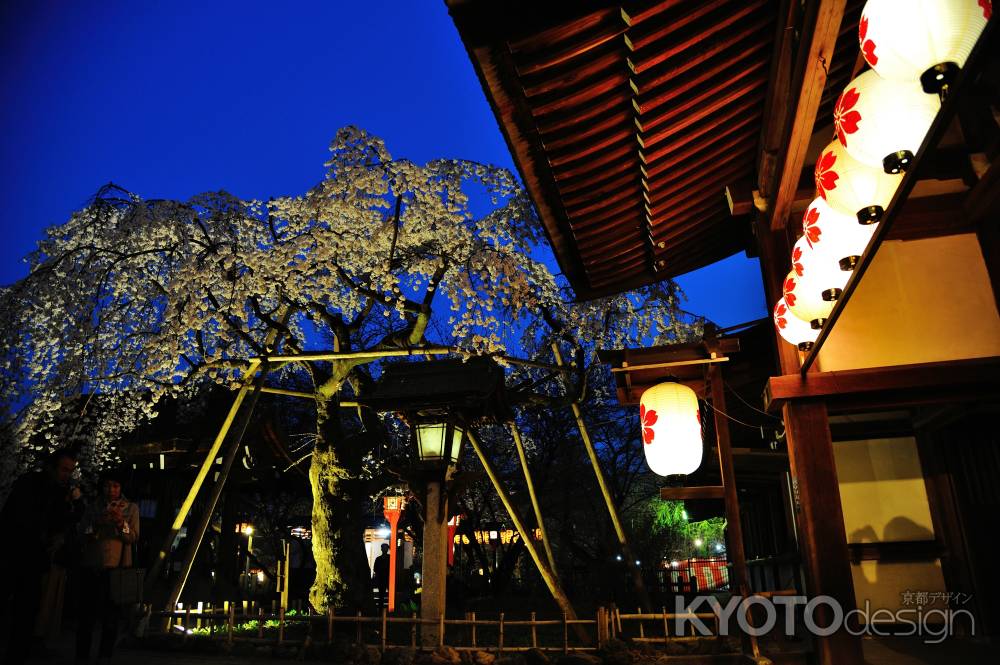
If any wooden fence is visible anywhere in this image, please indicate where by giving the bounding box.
[152,602,736,653]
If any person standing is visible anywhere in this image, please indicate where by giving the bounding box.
[75,470,139,665]
[0,448,81,665]
[372,543,391,608]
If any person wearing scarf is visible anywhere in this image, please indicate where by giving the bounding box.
[75,470,139,665]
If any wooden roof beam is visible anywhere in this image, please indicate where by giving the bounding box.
[762,0,847,231]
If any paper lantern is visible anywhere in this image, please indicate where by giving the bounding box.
[773,297,819,351]
[833,69,940,173]
[860,0,990,93]
[814,139,903,223]
[783,265,833,329]
[639,382,702,476]
[801,197,877,275]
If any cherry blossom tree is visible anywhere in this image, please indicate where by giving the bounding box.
[0,126,699,609]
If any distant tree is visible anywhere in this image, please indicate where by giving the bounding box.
[0,126,700,610]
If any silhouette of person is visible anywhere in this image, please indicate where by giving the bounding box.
[373,543,391,608]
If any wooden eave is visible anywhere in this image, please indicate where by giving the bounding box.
[448,0,778,299]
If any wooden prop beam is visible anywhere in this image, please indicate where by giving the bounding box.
[164,363,270,613]
[551,343,651,611]
[466,430,586,642]
[659,486,725,501]
[509,423,559,577]
[147,358,262,584]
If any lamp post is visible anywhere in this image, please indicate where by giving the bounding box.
[412,413,465,647]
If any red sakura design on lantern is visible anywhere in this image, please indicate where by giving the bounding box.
[981,0,992,20]
[814,150,839,199]
[803,206,822,248]
[859,15,878,66]
[783,275,798,307]
[834,87,862,147]
[792,245,805,276]
[774,301,789,330]
[640,403,658,445]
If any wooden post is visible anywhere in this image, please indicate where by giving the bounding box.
[328,608,334,643]
[411,611,417,648]
[438,613,445,648]
[784,401,863,665]
[562,612,568,655]
[258,607,264,639]
[183,608,191,643]
[662,607,668,645]
[279,607,285,644]
[552,344,651,611]
[510,423,559,577]
[381,608,388,651]
[470,611,477,648]
[421,480,449,647]
[356,610,363,645]
[227,604,234,645]
[531,611,538,648]
[637,608,644,638]
[498,612,505,656]
[466,430,586,642]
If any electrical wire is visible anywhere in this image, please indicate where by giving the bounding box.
[723,379,783,423]
[699,396,765,430]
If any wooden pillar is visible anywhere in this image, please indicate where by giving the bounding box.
[783,401,862,665]
[421,479,449,647]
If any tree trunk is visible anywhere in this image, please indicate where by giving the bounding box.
[308,395,373,612]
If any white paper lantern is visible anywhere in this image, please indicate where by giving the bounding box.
[801,197,877,275]
[773,297,818,350]
[783,265,833,329]
[639,382,702,476]
[860,0,990,93]
[834,69,941,173]
[814,138,903,223]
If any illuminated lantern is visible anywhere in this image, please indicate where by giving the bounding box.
[860,0,990,94]
[783,264,833,329]
[801,197,876,276]
[774,297,818,351]
[833,70,940,173]
[639,382,702,476]
[814,139,902,224]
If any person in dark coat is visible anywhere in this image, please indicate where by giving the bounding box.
[0,448,81,665]
[373,543,391,608]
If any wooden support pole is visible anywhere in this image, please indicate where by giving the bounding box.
[466,430,588,643]
[148,359,261,584]
[552,343,651,611]
[509,423,559,577]
[164,362,270,615]
[784,401,863,665]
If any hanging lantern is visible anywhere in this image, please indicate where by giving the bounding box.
[794,233,852,308]
[783,264,833,330]
[814,138,902,224]
[860,0,990,94]
[833,69,940,174]
[801,197,877,274]
[773,297,819,351]
[639,382,702,476]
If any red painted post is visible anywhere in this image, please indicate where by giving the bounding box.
[383,495,406,613]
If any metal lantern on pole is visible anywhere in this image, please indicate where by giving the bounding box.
[833,69,941,173]
[413,417,466,468]
[773,297,819,351]
[860,0,990,94]
[815,138,902,224]
[638,382,703,476]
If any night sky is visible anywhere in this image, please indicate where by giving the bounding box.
[0,0,766,328]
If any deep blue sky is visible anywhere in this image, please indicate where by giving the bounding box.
[0,0,765,328]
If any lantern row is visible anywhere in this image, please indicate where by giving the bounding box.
[774,0,990,351]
